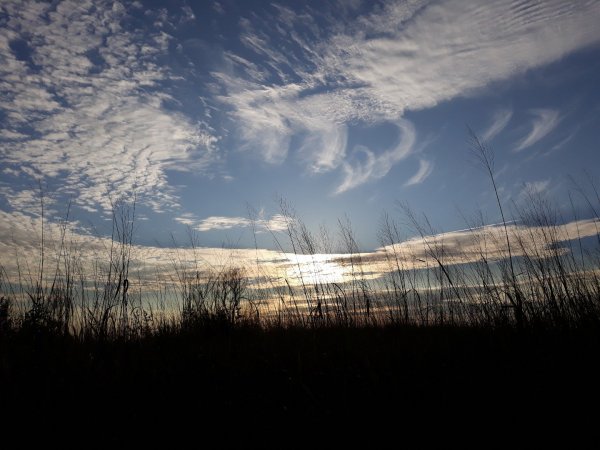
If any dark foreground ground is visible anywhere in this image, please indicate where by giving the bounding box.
[2,324,600,446]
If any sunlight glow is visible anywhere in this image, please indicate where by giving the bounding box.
[284,253,350,285]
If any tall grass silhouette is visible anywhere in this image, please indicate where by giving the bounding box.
[2,135,600,445]
[2,151,600,337]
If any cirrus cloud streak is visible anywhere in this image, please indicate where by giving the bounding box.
[218,0,600,192]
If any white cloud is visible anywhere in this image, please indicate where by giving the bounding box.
[341,217,600,274]
[213,2,225,15]
[263,214,290,232]
[2,167,20,177]
[518,179,550,201]
[545,128,579,156]
[1,206,598,291]
[514,109,561,152]
[525,180,550,194]
[174,213,197,227]
[0,0,219,214]
[297,123,348,173]
[197,216,252,231]
[482,108,513,142]
[335,119,416,194]
[0,187,53,214]
[404,159,433,187]
[217,0,600,191]
[193,214,290,233]
[3,0,599,213]
[0,209,287,285]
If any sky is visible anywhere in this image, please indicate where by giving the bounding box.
[1,0,600,265]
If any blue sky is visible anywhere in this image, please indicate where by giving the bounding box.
[1,0,600,255]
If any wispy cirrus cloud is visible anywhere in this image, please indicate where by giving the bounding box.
[518,179,551,202]
[545,127,580,156]
[298,123,348,174]
[404,159,434,187]
[336,119,416,194]
[217,0,600,193]
[482,109,513,142]
[514,109,562,152]
[0,0,219,214]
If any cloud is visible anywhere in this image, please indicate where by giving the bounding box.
[0,186,53,214]
[197,216,252,232]
[297,123,348,174]
[404,159,434,187]
[334,218,600,274]
[0,208,287,286]
[550,134,575,153]
[544,127,580,156]
[3,0,600,215]
[216,0,600,192]
[514,109,561,152]
[335,119,416,194]
[187,214,290,233]
[518,179,550,201]
[0,1,219,214]
[174,213,197,227]
[1,205,599,292]
[524,180,550,194]
[262,214,289,232]
[482,108,513,142]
